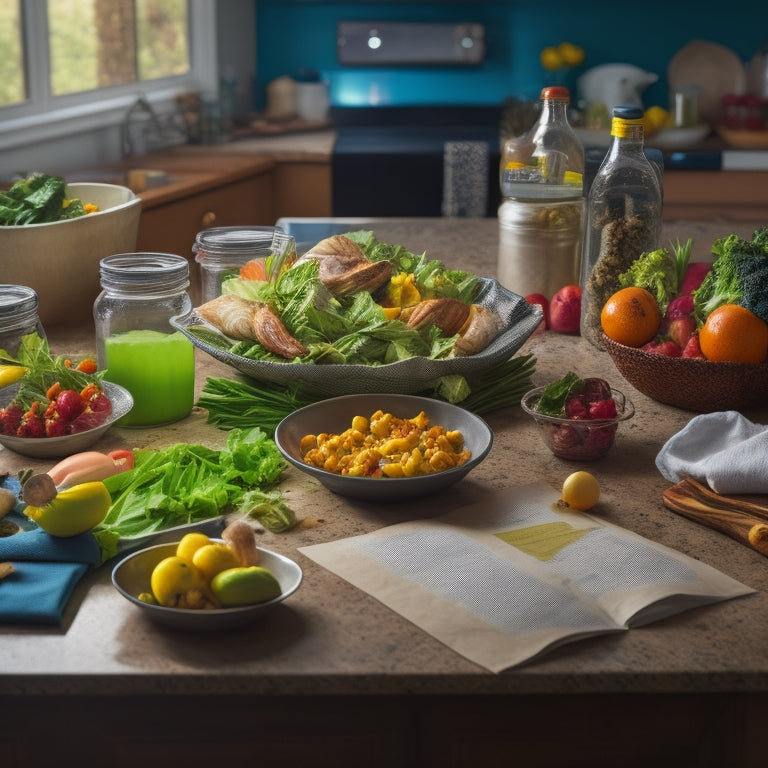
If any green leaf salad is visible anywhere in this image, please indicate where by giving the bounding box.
[187,230,483,367]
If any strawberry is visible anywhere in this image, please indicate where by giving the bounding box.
[589,398,617,419]
[0,403,23,436]
[682,334,705,359]
[54,389,85,422]
[45,418,67,437]
[17,413,45,438]
[679,262,711,296]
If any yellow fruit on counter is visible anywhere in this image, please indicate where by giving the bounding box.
[192,542,241,581]
[643,106,671,136]
[150,556,213,609]
[23,480,111,537]
[561,471,600,511]
[210,566,282,607]
[175,531,211,562]
[0,364,27,387]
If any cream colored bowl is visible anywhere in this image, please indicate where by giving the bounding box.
[0,182,142,327]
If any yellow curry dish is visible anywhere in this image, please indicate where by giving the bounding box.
[299,410,470,478]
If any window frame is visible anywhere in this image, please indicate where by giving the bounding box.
[0,0,218,152]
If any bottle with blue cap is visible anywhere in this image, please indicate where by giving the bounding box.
[579,104,663,348]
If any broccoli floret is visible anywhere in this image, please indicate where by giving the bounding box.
[617,239,691,314]
[693,228,768,325]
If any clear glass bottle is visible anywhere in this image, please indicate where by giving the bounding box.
[498,86,585,299]
[93,253,195,427]
[0,285,46,356]
[580,105,663,349]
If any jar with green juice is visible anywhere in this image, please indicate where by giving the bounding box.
[94,253,195,427]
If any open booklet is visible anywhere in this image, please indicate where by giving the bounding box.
[299,482,755,671]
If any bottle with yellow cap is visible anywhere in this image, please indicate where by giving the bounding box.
[498,86,585,300]
[579,105,663,348]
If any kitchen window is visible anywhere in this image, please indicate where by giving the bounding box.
[0,0,216,151]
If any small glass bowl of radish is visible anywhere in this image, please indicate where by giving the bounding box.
[521,376,634,461]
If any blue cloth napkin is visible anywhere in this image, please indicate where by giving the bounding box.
[0,476,102,625]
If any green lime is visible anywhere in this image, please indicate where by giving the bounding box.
[210,566,282,607]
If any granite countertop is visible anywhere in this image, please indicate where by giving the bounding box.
[2,217,767,699]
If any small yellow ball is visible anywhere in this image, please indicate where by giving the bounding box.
[540,46,563,71]
[561,471,600,511]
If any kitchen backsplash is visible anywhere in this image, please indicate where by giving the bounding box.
[255,0,765,113]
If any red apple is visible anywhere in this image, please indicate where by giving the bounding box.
[549,285,582,334]
[667,315,696,348]
[642,339,682,357]
[524,293,549,329]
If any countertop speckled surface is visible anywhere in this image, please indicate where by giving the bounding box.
[2,217,767,698]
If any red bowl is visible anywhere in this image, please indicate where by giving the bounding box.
[602,333,768,412]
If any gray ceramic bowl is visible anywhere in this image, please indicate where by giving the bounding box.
[0,380,133,459]
[111,540,303,631]
[274,393,493,501]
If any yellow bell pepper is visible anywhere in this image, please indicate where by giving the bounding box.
[0,364,27,388]
[23,480,111,537]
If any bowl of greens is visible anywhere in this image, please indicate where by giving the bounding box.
[0,175,141,327]
[173,230,543,397]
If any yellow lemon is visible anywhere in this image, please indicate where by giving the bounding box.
[210,566,282,607]
[0,364,27,387]
[150,556,206,608]
[23,480,111,537]
[176,532,211,562]
[561,471,600,511]
[643,106,670,136]
[557,42,585,67]
[192,542,241,581]
[540,46,563,71]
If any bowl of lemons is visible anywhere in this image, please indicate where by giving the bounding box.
[111,525,302,630]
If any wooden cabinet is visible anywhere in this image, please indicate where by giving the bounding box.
[270,160,332,220]
[663,170,768,221]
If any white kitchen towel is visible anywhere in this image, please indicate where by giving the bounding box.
[656,411,768,494]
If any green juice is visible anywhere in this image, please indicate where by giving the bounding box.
[104,329,195,427]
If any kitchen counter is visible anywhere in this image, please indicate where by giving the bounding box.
[2,217,768,765]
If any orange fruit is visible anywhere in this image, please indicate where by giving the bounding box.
[600,287,661,347]
[699,304,768,363]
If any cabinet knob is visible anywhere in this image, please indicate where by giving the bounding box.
[201,211,217,227]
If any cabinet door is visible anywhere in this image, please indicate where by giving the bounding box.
[136,174,274,303]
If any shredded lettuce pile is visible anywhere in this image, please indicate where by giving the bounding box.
[94,427,292,561]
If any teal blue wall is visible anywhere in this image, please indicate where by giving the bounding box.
[255,1,765,111]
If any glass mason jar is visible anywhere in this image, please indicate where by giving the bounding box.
[193,225,292,303]
[93,253,195,427]
[0,284,46,357]
[497,198,583,300]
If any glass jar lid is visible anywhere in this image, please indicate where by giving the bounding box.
[99,253,190,294]
[193,226,283,263]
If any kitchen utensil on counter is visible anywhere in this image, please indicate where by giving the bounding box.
[94,253,194,427]
[0,183,141,328]
[668,40,747,125]
[577,63,658,112]
[112,540,303,630]
[274,393,493,501]
[265,75,297,120]
[0,285,46,357]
